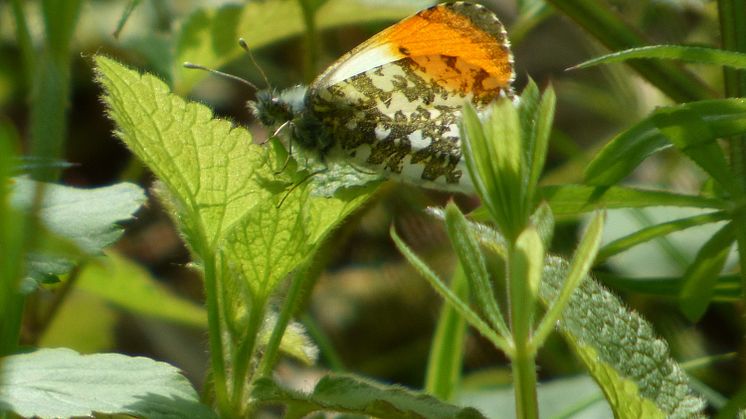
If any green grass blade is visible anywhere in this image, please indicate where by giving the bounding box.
[573,45,746,70]
[28,0,82,181]
[596,211,730,264]
[112,0,142,38]
[542,185,727,216]
[596,273,741,300]
[545,0,714,102]
[678,224,735,321]
[719,0,746,315]
[424,264,468,400]
[585,99,746,185]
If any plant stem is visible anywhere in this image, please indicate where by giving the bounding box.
[507,243,539,419]
[202,253,230,417]
[718,0,746,306]
[511,343,539,419]
[230,295,266,415]
[257,266,311,378]
[424,263,469,400]
[302,313,345,371]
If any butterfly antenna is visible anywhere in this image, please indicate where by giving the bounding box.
[183,62,259,92]
[276,168,326,208]
[239,38,271,90]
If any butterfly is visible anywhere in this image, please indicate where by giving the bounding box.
[249,1,515,194]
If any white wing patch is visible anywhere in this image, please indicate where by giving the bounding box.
[315,45,402,89]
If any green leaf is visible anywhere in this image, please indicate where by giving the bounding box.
[95,55,273,252]
[76,252,207,328]
[425,264,469,401]
[461,100,525,239]
[652,107,739,196]
[597,273,741,301]
[221,180,371,300]
[41,0,82,59]
[678,224,735,321]
[533,212,604,350]
[596,210,729,264]
[573,45,746,70]
[0,348,216,419]
[449,212,704,417]
[541,257,706,418]
[544,0,713,102]
[444,202,507,336]
[585,99,746,185]
[541,184,726,216]
[252,375,487,419]
[525,84,555,207]
[390,226,511,355]
[9,178,146,285]
[174,0,432,93]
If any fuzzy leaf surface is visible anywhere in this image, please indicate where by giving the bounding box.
[0,348,215,419]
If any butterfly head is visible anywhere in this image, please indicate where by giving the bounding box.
[249,86,308,128]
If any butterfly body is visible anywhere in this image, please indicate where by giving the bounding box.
[250,2,514,193]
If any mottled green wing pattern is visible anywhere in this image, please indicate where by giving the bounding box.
[306,56,505,193]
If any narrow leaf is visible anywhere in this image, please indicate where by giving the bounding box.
[596,211,729,264]
[526,85,556,206]
[652,107,739,196]
[678,224,735,321]
[425,264,469,400]
[542,184,726,216]
[444,202,507,336]
[597,273,741,301]
[390,226,511,355]
[574,45,746,70]
[533,212,604,349]
[585,99,746,185]
[544,0,713,102]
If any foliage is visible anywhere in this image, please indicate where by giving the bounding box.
[2,0,746,418]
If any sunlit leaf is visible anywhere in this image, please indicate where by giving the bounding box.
[0,348,215,419]
[573,45,746,70]
[253,375,487,419]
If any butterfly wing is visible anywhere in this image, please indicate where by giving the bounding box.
[304,2,514,192]
[314,2,514,95]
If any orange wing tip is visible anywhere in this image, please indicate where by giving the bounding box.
[383,2,514,88]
